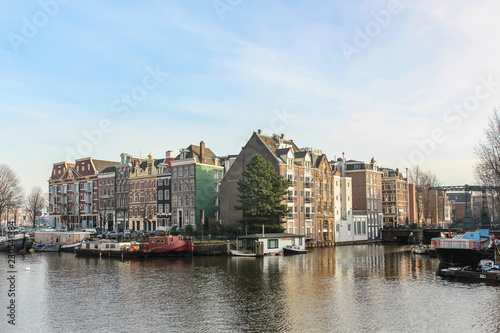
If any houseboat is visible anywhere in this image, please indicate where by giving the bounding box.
[75,240,148,258]
[434,229,496,267]
[34,231,91,252]
[0,234,33,252]
[232,233,306,257]
[142,235,194,257]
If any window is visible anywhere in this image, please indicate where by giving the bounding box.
[214,170,218,179]
[173,168,177,178]
[165,190,169,199]
[158,190,163,201]
[165,204,170,214]
[268,239,279,249]
[189,165,194,176]
[178,167,183,178]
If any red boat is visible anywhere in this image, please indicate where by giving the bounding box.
[143,235,194,257]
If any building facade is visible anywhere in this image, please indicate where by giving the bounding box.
[220,131,353,244]
[343,158,383,240]
[381,168,409,227]
[157,151,174,230]
[48,158,118,229]
[97,166,116,231]
[115,153,146,231]
[171,141,224,231]
[128,153,161,231]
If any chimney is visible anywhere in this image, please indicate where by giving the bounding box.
[200,141,205,163]
[166,150,174,159]
[257,129,262,135]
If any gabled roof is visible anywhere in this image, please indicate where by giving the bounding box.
[92,159,119,173]
[99,166,116,174]
[177,143,219,165]
[256,133,300,155]
[294,151,309,159]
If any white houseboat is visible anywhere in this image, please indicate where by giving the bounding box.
[34,231,91,252]
[232,233,306,256]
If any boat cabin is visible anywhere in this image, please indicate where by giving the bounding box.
[81,240,135,251]
[147,235,186,246]
[34,231,90,246]
[433,229,492,250]
[235,233,306,256]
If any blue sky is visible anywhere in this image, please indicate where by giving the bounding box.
[1,0,500,194]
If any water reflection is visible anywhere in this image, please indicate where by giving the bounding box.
[1,245,500,332]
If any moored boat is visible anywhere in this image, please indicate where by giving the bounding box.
[440,259,500,283]
[283,246,308,255]
[60,242,83,252]
[230,249,259,257]
[142,235,194,257]
[33,244,61,252]
[411,243,429,255]
[0,234,33,252]
[434,229,496,267]
[75,240,148,258]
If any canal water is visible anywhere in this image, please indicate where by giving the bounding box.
[1,244,499,333]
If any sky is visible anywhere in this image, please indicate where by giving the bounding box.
[1,0,500,195]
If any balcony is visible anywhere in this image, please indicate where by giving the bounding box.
[287,196,295,202]
[305,197,312,203]
[288,180,297,187]
[304,182,311,188]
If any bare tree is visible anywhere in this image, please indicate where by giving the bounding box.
[24,186,47,228]
[408,165,440,224]
[475,109,500,186]
[474,109,500,222]
[0,164,24,224]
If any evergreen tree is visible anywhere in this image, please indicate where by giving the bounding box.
[235,154,289,234]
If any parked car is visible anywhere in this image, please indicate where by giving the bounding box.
[123,229,132,238]
[149,230,159,237]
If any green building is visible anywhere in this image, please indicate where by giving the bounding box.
[170,141,224,231]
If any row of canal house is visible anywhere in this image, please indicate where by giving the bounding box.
[48,130,414,245]
[48,141,224,232]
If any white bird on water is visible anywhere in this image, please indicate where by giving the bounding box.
[25,266,30,271]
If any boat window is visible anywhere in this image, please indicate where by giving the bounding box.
[161,239,165,244]
[94,244,98,249]
[268,239,279,249]
[110,244,115,249]
[106,244,110,249]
